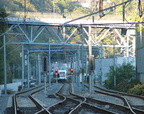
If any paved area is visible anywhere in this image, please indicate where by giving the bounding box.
[0,82,125,113]
[0,95,10,114]
[33,83,62,107]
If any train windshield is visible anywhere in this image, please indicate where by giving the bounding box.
[59,72,65,77]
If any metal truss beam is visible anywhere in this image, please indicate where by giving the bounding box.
[2,17,136,57]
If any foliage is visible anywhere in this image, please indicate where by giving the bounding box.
[0,7,21,84]
[0,7,8,84]
[1,0,142,21]
[2,89,14,94]
[127,84,144,96]
[0,8,8,33]
[104,62,136,90]
[113,79,140,92]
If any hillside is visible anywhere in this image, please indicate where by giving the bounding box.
[0,0,142,21]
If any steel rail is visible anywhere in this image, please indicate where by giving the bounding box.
[11,85,44,114]
[94,85,144,113]
[29,88,51,114]
[70,84,134,114]
[48,83,116,113]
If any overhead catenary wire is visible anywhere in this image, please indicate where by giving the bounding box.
[63,0,132,25]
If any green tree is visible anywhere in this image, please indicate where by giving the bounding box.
[127,84,144,96]
[0,7,8,84]
[104,62,136,90]
[0,7,21,84]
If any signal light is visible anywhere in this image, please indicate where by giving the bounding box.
[89,55,95,70]
[70,68,74,75]
[55,69,58,75]
[43,56,47,72]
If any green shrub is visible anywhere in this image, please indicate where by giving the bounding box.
[127,84,144,96]
[2,89,14,94]
[113,79,140,92]
[104,62,136,90]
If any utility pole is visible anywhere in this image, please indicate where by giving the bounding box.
[53,0,55,13]
[85,52,88,84]
[3,35,7,95]
[43,56,48,94]
[21,45,25,89]
[27,50,30,88]
[100,45,103,85]
[77,49,80,87]
[88,26,94,94]
[113,37,116,86]
[38,54,41,85]
[24,0,26,22]
[122,0,125,21]
[48,38,51,87]
[81,26,85,90]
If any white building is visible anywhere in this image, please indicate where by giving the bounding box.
[95,57,135,85]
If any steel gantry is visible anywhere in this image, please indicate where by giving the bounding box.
[1,0,136,94]
[1,16,136,92]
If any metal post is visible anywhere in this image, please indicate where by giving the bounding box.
[22,45,25,89]
[113,38,116,86]
[100,45,103,85]
[38,54,41,85]
[44,73,47,94]
[3,35,7,95]
[81,26,85,90]
[27,50,30,88]
[122,0,125,21]
[48,39,51,87]
[36,60,38,82]
[74,53,77,83]
[24,0,26,22]
[77,50,80,87]
[126,34,129,63]
[85,52,88,84]
[53,0,55,13]
[30,26,33,42]
[88,26,94,94]
[75,51,78,85]
[70,57,73,68]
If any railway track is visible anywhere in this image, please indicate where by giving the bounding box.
[45,83,119,114]
[11,84,49,114]
[9,83,144,114]
[93,85,144,114]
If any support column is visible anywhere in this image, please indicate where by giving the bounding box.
[81,26,85,90]
[62,26,66,42]
[113,37,116,86]
[3,35,7,95]
[85,52,88,84]
[126,33,129,63]
[88,26,94,94]
[30,25,33,42]
[38,54,41,85]
[100,45,103,85]
[27,50,30,88]
[21,45,25,89]
[48,39,51,87]
[77,49,80,87]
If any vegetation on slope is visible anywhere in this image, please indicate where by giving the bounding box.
[104,62,141,93]
[0,0,143,84]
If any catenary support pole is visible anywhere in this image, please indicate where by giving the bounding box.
[4,35,7,95]
[38,54,41,85]
[113,38,116,86]
[27,50,30,88]
[22,45,25,89]
[81,26,85,90]
[48,39,51,87]
[88,26,94,94]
